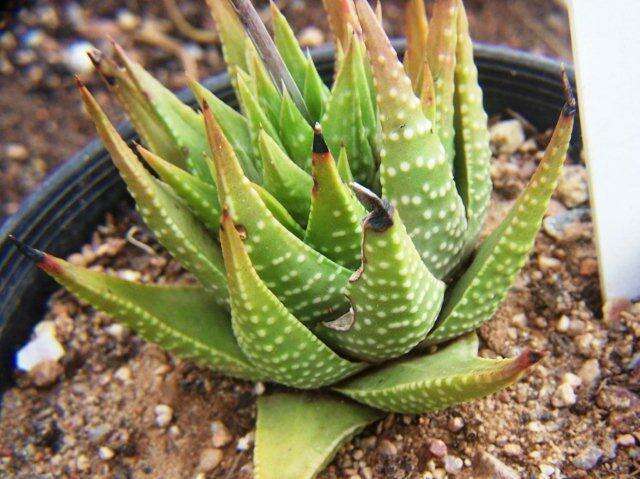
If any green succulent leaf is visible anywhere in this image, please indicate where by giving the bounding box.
[110,45,213,184]
[453,0,492,252]
[419,61,437,126]
[322,0,361,52]
[304,134,365,269]
[336,333,541,413]
[403,0,430,93]
[303,56,330,123]
[336,146,355,184]
[355,0,468,279]
[79,84,229,302]
[426,105,575,345]
[279,90,314,171]
[204,105,352,322]
[139,147,221,232]
[259,130,313,227]
[255,392,382,479]
[207,0,255,76]
[30,252,261,380]
[251,183,306,239]
[317,185,445,361]
[426,0,458,167]
[322,34,376,185]
[219,212,365,388]
[248,51,283,126]
[189,79,260,182]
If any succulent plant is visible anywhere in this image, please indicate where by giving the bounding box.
[9,0,576,477]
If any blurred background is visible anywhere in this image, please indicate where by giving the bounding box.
[0,0,570,223]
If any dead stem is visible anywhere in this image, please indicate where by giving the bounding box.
[162,0,218,44]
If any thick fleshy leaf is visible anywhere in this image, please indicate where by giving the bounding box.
[419,61,437,125]
[255,392,382,479]
[304,134,365,269]
[90,51,189,171]
[279,90,314,171]
[337,146,354,184]
[189,79,260,182]
[219,211,365,388]
[259,130,313,226]
[317,185,445,361]
[110,45,212,183]
[248,51,282,126]
[207,0,254,75]
[403,0,430,93]
[13,246,260,380]
[251,183,306,239]
[322,35,376,185]
[138,147,221,232]
[204,104,352,322]
[303,56,330,123]
[426,0,458,167]
[354,0,468,279]
[336,333,542,413]
[322,0,361,50]
[79,83,228,300]
[453,0,492,251]
[271,2,329,116]
[426,105,575,345]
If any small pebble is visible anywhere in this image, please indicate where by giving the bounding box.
[198,448,223,472]
[539,464,555,476]
[253,382,266,395]
[578,359,601,386]
[63,41,95,74]
[210,420,232,448]
[76,454,90,471]
[98,446,115,461]
[444,455,463,475]
[557,165,589,208]
[28,360,64,388]
[378,439,398,456]
[489,119,525,154]
[105,323,127,341]
[502,443,522,457]
[237,431,254,451]
[428,439,447,457]
[552,382,577,407]
[117,10,140,30]
[472,451,519,479]
[5,143,28,161]
[114,365,132,382]
[616,434,636,447]
[562,372,582,388]
[154,404,174,427]
[572,445,602,470]
[298,26,325,47]
[447,416,464,432]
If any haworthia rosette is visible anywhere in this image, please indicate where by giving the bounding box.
[426,0,458,167]
[336,333,542,413]
[304,133,365,269]
[453,0,492,252]
[403,0,430,93]
[219,211,365,388]
[317,185,445,361]
[259,130,313,226]
[426,103,575,345]
[138,147,221,232]
[203,103,352,322]
[13,244,261,380]
[255,392,382,479]
[78,83,229,302]
[354,0,468,279]
[189,79,260,182]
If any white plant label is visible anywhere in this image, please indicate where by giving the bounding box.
[568,0,640,303]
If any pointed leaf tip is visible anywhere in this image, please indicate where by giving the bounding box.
[351,184,394,232]
[7,235,45,263]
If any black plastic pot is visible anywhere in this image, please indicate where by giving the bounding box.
[0,44,580,388]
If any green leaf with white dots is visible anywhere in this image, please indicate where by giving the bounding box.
[335,333,542,413]
[189,79,260,183]
[255,392,382,479]
[303,56,330,123]
[30,253,261,380]
[139,147,221,232]
[111,45,213,184]
[403,0,430,94]
[248,51,283,126]
[322,0,361,51]
[426,105,575,345]
[355,0,467,279]
[259,130,313,227]
[426,0,458,167]
[79,84,228,302]
[207,0,255,77]
[204,104,352,322]
[279,90,314,171]
[453,0,492,252]
[219,212,365,389]
[419,61,437,126]
[304,134,365,269]
[317,185,445,361]
[322,34,376,185]
[251,183,306,239]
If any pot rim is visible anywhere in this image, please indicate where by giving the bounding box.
[0,43,576,386]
